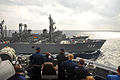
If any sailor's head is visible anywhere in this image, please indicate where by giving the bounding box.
[86,76,95,80]
[14,64,23,73]
[67,54,74,60]
[36,47,41,52]
[60,48,65,54]
[78,59,85,65]
[117,66,120,73]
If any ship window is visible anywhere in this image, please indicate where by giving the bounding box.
[87,45,90,47]
[87,45,95,48]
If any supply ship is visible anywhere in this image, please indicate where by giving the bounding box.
[0,15,106,54]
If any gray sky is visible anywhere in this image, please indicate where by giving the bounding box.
[0,0,120,30]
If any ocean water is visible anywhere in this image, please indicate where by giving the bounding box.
[63,31,120,68]
[11,30,120,68]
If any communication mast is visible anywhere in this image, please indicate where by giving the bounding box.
[0,20,5,39]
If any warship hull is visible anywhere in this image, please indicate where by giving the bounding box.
[0,40,106,54]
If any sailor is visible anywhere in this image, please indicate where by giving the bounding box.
[56,49,68,65]
[8,64,26,80]
[29,47,45,80]
[106,66,120,80]
[75,59,90,80]
[60,54,77,80]
[56,49,68,80]
[45,52,54,62]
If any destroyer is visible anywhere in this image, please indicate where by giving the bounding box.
[0,15,106,54]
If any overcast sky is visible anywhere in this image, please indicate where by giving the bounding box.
[0,0,120,30]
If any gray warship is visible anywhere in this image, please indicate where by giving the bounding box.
[0,15,106,54]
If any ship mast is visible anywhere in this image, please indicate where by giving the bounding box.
[48,14,55,42]
[0,20,5,39]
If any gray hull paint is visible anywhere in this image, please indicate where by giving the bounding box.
[0,40,106,54]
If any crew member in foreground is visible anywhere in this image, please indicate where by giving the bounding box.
[56,49,68,80]
[107,66,120,80]
[60,54,76,80]
[8,64,26,80]
[75,59,90,80]
[29,47,45,80]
